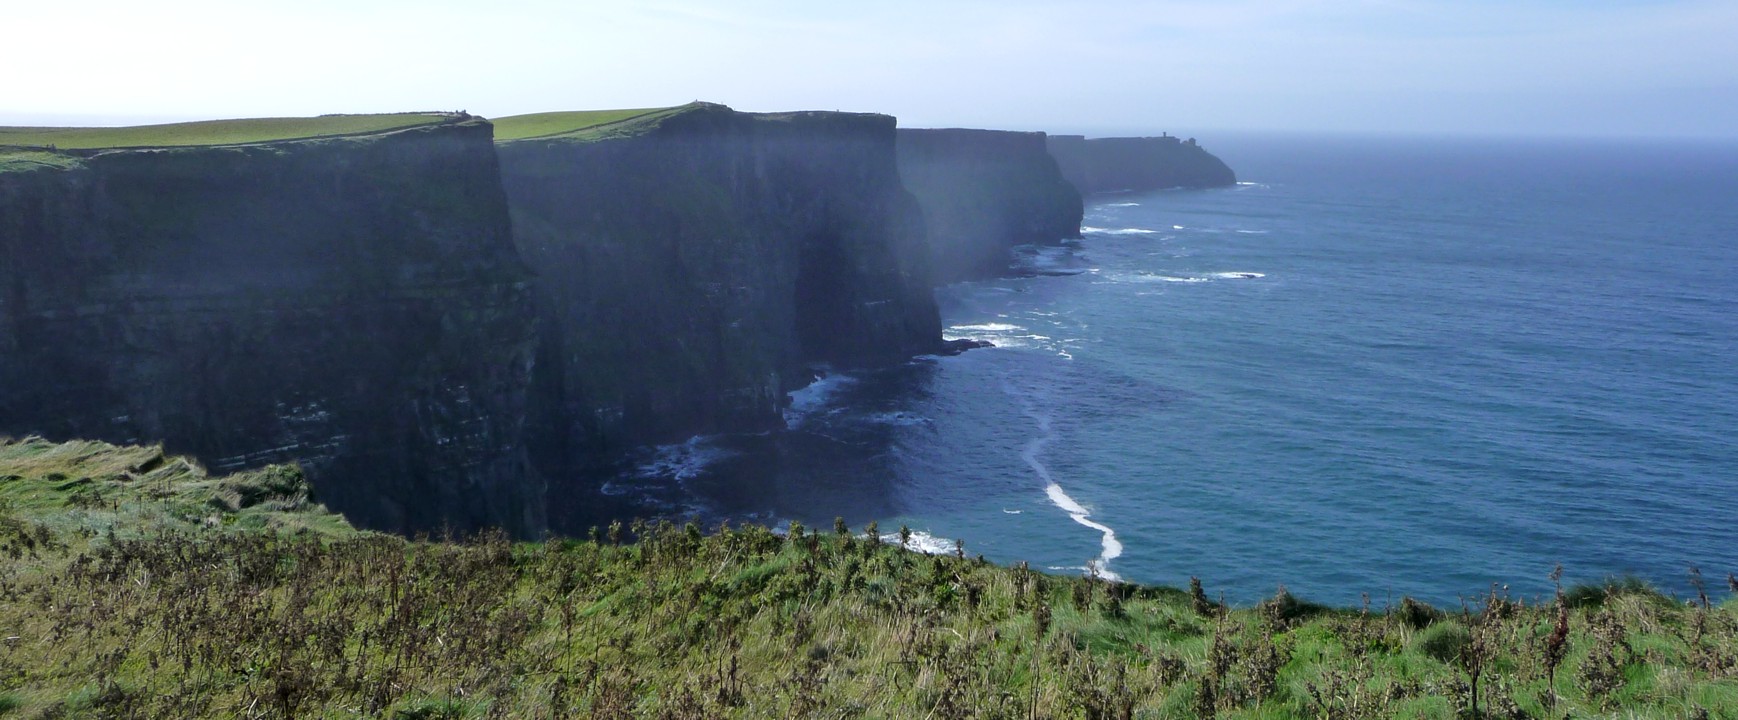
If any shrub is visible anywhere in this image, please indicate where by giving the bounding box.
[1396,596,1440,629]
[1563,576,1671,609]
[1414,622,1472,665]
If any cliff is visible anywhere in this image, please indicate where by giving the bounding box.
[897,129,1083,283]
[0,116,546,536]
[496,103,941,481]
[1046,134,1236,194]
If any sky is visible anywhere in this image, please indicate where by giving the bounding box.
[4,0,1736,138]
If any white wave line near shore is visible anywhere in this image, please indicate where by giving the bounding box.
[1015,396,1123,581]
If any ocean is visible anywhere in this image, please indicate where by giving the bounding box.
[617,133,1738,607]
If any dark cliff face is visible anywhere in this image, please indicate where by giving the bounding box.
[897,129,1084,284]
[0,120,546,536]
[497,104,941,481]
[1046,135,1236,195]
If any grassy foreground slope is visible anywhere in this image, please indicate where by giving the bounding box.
[0,114,453,151]
[0,437,1734,718]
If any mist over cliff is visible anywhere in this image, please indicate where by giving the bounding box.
[896,128,1083,284]
[495,103,941,496]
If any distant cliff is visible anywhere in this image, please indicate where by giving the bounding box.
[897,129,1083,284]
[496,103,941,481]
[0,118,546,536]
[1046,135,1236,194]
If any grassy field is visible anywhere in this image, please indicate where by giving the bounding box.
[1,436,1734,718]
[0,113,453,151]
[492,105,699,143]
[0,150,83,174]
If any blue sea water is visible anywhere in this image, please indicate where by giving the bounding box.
[632,134,1738,606]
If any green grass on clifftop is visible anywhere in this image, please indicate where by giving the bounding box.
[492,105,699,143]
[1,437,1734,718]
[0,436,355,539]
[0,150,83,173]
[0,113,453,151]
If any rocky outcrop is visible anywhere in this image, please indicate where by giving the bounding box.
[897,129,1083,284]
[496,103,941,482]
[1046,135,1236,194]
[0,118,546,536]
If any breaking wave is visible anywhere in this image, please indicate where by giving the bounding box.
[1082,226,1160,235]
[785,373,857,427]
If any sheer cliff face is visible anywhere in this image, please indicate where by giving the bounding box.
[896,129,1083,284]
[1046,135,1237,195]
[497,105,940,470]
[0,120,546,536]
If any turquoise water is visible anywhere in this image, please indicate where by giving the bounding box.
[635,135,1738,606]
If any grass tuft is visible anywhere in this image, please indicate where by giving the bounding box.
[1565,575,1676,609]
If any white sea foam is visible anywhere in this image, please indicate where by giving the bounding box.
[1041,482,1124,581]
[1107,272,1207,284]
[960,322,1020,332]
[1235,230,1269,235]
[1103,202,1141,207]
[1210,271,1266,279]
[1002,509,1023,514]
[1082,226,1159,235]
[636,434,737,482]
[945,322,1029,347]
[878,529,961,556]
[785,373,857,427]
[1016,402,1123,581]
[867,411,934,428]
[949,322,1022,334]
[1012,245,1087,275]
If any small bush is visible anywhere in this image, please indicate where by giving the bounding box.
[1396,596,1440,629]
[392,696,487,719]
[218,464,310,509]
[1259,585,1330,630]
[1563,576,1671,609]
[1414,622,1472,665]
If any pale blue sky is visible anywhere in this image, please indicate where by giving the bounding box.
[5,0,1735,137]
